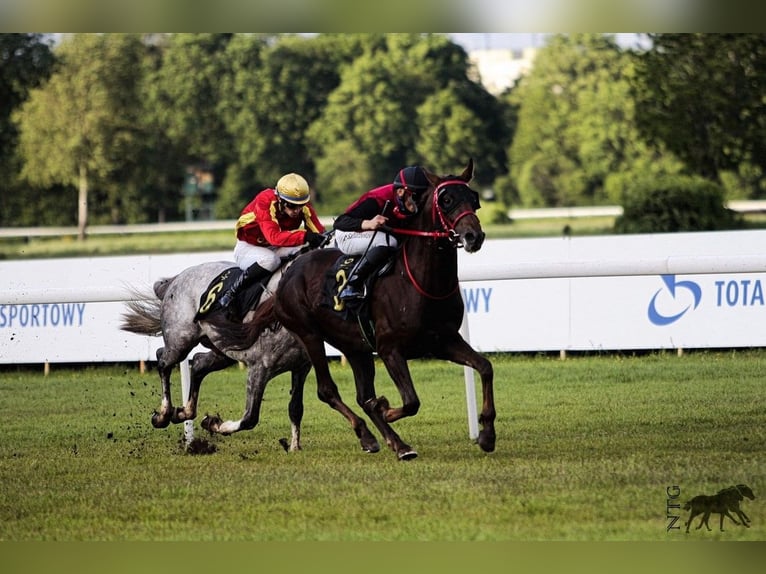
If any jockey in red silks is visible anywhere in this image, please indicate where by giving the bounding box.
[332,166,430,300]
[217,172,326,312]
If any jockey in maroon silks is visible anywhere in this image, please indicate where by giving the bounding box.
[217,172,326,312]
[332,166,430,300]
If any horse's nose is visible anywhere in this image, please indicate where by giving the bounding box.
[464,230,485,252]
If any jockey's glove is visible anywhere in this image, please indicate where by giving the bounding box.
[304,230,325,248]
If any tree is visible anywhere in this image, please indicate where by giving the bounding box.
[307,37,420,191]
[614,174,743,233]
[416,83,510,188]
[634,34,766,184]
[14,34,147,238]
[416,88,486,175]
[149,33,235,167]
[308,34,507,206]
[218,33,355,215]
[507,34,667,207]
[0,33,54,226]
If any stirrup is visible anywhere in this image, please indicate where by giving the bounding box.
[218,291,235,308]
[339,285,365,300]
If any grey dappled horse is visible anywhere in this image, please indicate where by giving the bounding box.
[120,261,311,451]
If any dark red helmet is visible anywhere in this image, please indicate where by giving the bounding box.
[393,166,429,195]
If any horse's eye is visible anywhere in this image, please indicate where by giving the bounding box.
[443,196,453,206]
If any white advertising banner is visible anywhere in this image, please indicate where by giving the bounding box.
[0,251,231,364]
[2,230,766,364]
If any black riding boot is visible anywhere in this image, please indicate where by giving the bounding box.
[218,262,272,310]
[339,246,396,300]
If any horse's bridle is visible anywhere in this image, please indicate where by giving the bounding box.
[386,179,481,299]
[384,180,480,247]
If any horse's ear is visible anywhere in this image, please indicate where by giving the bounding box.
[459,158,475,182]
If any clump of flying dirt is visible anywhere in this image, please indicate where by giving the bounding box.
[182,437,217,455]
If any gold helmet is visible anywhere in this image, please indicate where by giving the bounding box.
[276,173,311,205]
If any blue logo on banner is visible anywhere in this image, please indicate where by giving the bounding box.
[648,275,702,326]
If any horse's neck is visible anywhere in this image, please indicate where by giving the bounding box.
[399,237,458,294]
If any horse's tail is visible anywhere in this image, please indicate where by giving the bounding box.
[250,296,278,337]
[203,296,280,351]
[153,276,176,300]
[119,287,163,336]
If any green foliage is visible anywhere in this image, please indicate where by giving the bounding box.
[0,34,54,226]
[476,201,510,225]
[602,152,686,205]
[149,33,235,166]
[13,34,148,233]
[1,351,764,540]
[416,84,510,185]
[220,34,352,191]
[508,34,661,208]
[634,34,766,182]
[307,45,419,187]
[5,33,766,233]
[614,175,744,233]
[313,140,377,214]
[308,34,504,199]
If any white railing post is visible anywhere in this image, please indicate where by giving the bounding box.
[179,358,194,444]
[459,294,480,441]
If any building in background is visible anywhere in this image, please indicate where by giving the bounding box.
[467,47,537,95]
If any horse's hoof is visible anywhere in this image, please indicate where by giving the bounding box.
[151,411,170,429]
[201,414,221,433]
[398,449,418,461]
[362,441,381,454]
[477,429,496,453]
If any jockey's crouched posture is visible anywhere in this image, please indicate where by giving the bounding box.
[333,166,430,300]
[217,172,326,317]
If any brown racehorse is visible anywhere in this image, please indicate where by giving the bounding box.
[239,160,495,460]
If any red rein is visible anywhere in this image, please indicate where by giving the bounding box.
[387,180,471,299]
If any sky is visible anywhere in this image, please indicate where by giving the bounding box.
[449,33,650,52]
[449,33,547,51]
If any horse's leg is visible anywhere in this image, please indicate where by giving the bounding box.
[685,511,695,533]
[375,347,421,424]
[302,335,380,453]
[152,330,199,427]
[203,357,268,435]
[431,335,496,453]
[171,350,235,424]
[721,510,739,530]
[347,350,416,460]
[285,361,311,452]
[152,347,176,428]
[685,506,703,533]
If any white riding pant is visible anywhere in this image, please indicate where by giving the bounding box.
[232,240,301,272]
[334,230,398,256]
